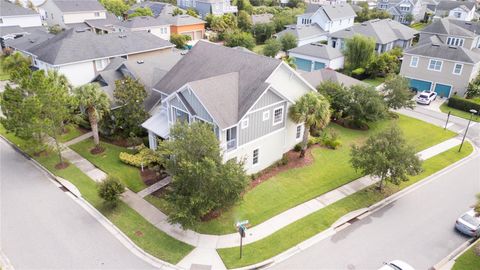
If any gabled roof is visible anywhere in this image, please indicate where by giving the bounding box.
[53,0,105,13]
[17,29,174,65]
[116,16,170,29]
[161,14,205,26]
[299,69,367,88]
[153,41,281,128]
[288,43,343,60]
[4,28,54,51]
[275,23,327,40]
[330,19,418,44]
[0,0,38,16]
[422,18,480,37]
[84,12,119,30]
[405,38,480,63]
[321,4,357,21]
[436,1,475,11]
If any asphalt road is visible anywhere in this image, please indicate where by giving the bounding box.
[271,149,480,270]
[0,139,156,269]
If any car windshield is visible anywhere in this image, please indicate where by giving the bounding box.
[388,263,403,270]
[419,94,429,98]
[462,214,480,227]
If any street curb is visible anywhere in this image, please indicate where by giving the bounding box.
[433,238,480,270]
[0,136,183,270]
[230,141,478,270]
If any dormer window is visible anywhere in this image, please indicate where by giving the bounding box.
[94,12,100,17]
[447,37,464,47]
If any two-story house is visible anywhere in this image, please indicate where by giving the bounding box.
[6,29,175,86]
[38,0,109,28]
[176,0,237,18]
[377,0,427,24]
[142,41,315,174]
[435,1,476,21]
[113,16,171,40]
[328,19,418,53]
[400,18,480,97]
[1,0,42,28]
[275,4,356,46]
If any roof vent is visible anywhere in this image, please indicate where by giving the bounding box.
[137,60,144,64]
[118,34,127,38]
[448,46,457,49]
[75,29,86,33]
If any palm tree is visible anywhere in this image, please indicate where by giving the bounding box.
[282,56,297,69]
[75,83,110,149]
[289,92,331,158]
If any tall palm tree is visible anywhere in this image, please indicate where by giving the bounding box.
[75,83,110,149]
[289,92,331,158]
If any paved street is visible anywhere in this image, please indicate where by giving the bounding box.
[272,150,480,270]
[0,139,155,269]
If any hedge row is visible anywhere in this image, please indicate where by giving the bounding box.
[448,96,480,114]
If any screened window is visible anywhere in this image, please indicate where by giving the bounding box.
[273,107,283,125]
[428,59,442,71]
[296,125,302,139]
[410,56,418,67]
[453,63,463,75]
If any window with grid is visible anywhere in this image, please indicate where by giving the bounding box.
[253,149,259,165]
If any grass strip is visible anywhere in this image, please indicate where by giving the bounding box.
[452,240,480,270]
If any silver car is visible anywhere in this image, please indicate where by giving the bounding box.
[416,91,437,105]
[455,209,480,237]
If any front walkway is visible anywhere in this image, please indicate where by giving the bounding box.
[120,137,462,269]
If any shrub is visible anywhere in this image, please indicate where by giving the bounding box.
[278,153,289,166]
[448,96,480,114]
[119,144,159,168]
[293,143,302,152]
[98,177,124,207]
[351,67,366,79]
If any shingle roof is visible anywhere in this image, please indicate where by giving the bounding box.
[299,69,367,88]
[251,13,273,25]
[17,29,174,65]
[85,12,120,30]
[153,41,281,128]
[53,0,105,13]
[422,18,480,37]
[275,23,327,40]
[288,43,343,60]
[436,0,475,11]
[129,1,171,17]
[0,0,38,16]
[161,14,205,26]
[404,40,480,63]
[330,19,418,44]
[321,4,357,21]
[4,28,54,51]
[117,16,170,28]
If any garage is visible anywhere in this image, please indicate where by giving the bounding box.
[409,78,432,92]
[313,61,326,70]
[295,58,312,72]
[434,83,452,98]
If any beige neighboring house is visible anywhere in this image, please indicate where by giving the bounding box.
[5,29,175,86]
[38,0,108,28]
[113,16,171,40]
[1,0,43,28]
[400,18,480,97]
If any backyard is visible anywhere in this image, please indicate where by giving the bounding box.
[362,77,385,88]
[147,114,456,235]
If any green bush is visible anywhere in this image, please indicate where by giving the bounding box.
[119,144,159,168]
[448,96,480,114]
[293,143,302,152]
[98,177,125,207]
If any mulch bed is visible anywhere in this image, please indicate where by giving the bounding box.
[140,168,167,186]
[249,146,319,189]
[90,146,105,155]
[55,162,70,170]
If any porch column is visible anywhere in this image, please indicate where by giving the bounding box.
[148,131,158,150]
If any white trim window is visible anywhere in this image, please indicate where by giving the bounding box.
[428,59,442,71]
[262,110,270,121]
[453,63,463,75]
[273,106,284,126]
[446,37,464,47]
[94,58,110,71]
[296,125,302,139]
[94,12,100,17]
[252,149,259,165]
[241,118,249,129]
[410,56,419,68]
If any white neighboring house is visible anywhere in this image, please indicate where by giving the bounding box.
[5,29,175,86]
[377,0,427,24]
[288,43,344,71]
[434,1,476,21]
[38,0,108,28]
[0,0,42,28]
[142,41,315,174]
[275,4,356,47]
[113,16,171,40]
[7,0,44,8]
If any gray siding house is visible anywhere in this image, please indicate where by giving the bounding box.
[377,0,427,24]
[142,41,315,174]
[176,0,237,18]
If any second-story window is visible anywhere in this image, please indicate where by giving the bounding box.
[453,63,463,75]
[410,56,419,67]
[428,59,442,71]
[273,107,283,126]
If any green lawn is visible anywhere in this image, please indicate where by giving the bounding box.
[440,103,480,123]
[362,77,385,87]
[0,125,194,264]
[453,240,480,270]
[0,56,10,81]
[150,114,454,235]
[218,142,474,268]
[58,124,86,143]
[70,139,147,192]
[252,44,265,55]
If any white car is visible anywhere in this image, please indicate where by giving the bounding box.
[379,260,415,270]
[455,209,480,237]
[416,91,437,105]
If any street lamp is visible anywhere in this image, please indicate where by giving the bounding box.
[458,109,478,152]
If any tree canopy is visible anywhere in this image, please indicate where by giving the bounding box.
[382,74,416,110]
[344,35,376,71]
[279,33,297,51]
[129,7,154,18]
[99,0,129,16]
[263,38,282,57]
[113,77,148,137]
[224,31,256,50]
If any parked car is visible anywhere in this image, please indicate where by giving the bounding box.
[416,91,437,105]
[455,209,480,237]
[379,260,415,270]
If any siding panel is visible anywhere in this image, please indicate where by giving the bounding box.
[238,101,286,145]
[251,89,284,111]
[180,89,214,122]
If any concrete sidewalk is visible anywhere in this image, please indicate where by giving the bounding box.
[121,137,463,250]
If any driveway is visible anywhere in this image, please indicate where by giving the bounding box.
[0,139,156,269]
[270,153,480,270]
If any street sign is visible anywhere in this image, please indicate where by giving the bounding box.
[236,220,249,227]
